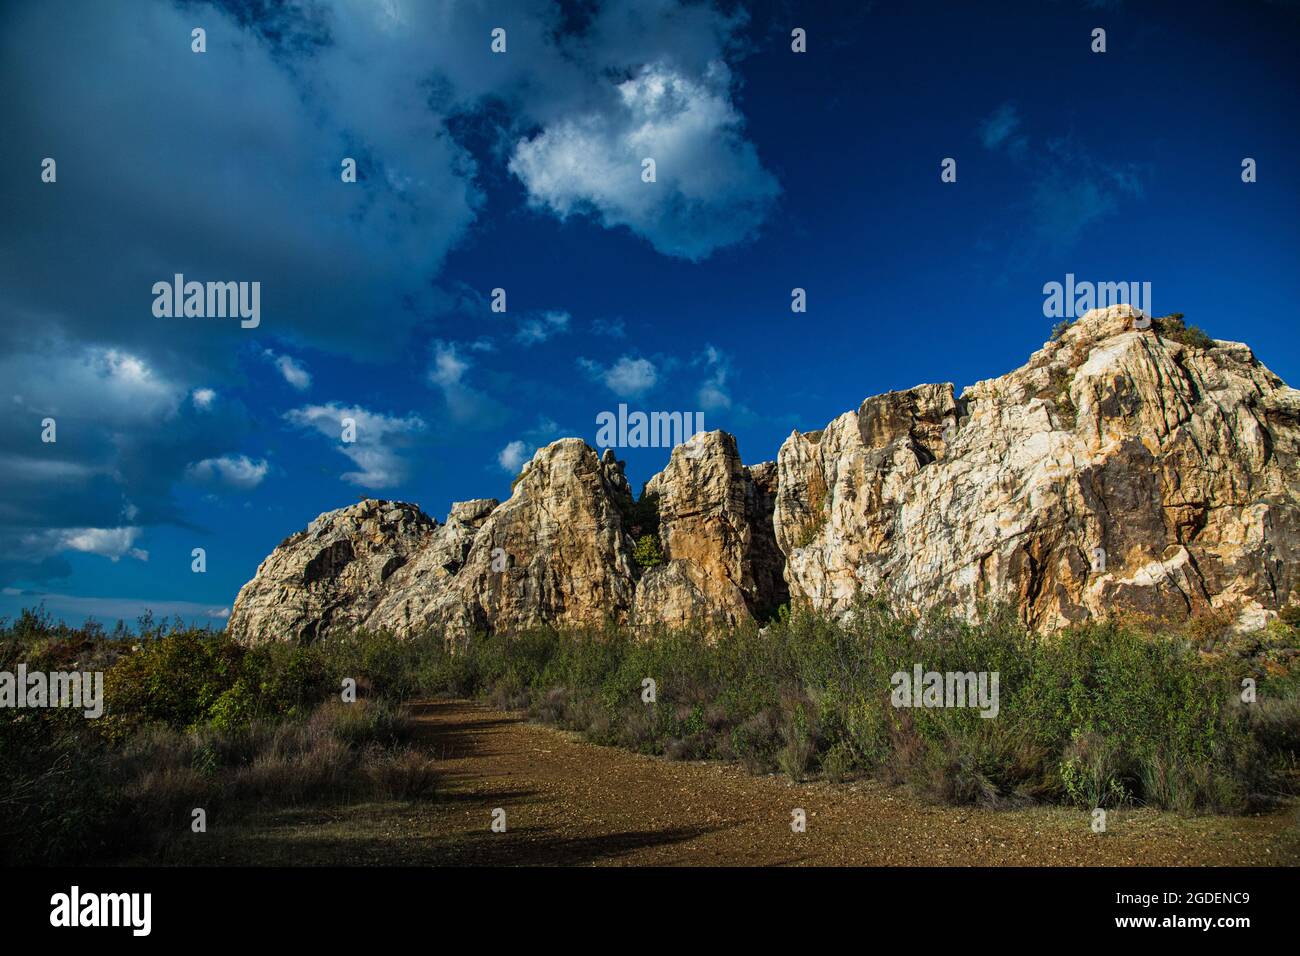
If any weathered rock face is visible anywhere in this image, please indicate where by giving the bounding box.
[407,440,640,640]
[362,498,498,637]
[227,499,436,644]
[775,305,1300,630]
[227,305,1300,643]
[634,432,788,626]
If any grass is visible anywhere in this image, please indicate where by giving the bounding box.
[0,609,439,865]
[3,599,1298,863]
[338,600,1297,815]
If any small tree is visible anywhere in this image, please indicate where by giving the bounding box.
[633,533,664,569]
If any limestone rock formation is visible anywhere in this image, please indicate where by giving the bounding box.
[362,498,498,637]
[634,431,788,626]
[406,439,640,640]
[227,499,436,644]
[227,305,1300,643]
[774,305,1300,630]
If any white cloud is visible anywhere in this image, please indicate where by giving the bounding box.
[0,589,230,622]
[580,355,659,397]
[185,454,270,491]
[497,440,528,473]
[428,341,470,389]
[695,345,732,411]
[23,526,148,563]
[192,387,217,409]
[496,417,564,475]
[284,403,426,488]
[515,310,570,346]
[425,341,507,427]
[510,61,779,261]
[264,350,312,390]
[0,344,184,426]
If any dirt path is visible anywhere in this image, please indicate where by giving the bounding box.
[185,699,1300,866]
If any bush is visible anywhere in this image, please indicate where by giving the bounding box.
[429,601,1296,814]
[0,612,442,864]
[1,697,436,865]
[3,596,1297,866]
[1154,313,1216,350]
[633,533,665,569]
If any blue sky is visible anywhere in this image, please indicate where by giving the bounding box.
[1,0,1297,628]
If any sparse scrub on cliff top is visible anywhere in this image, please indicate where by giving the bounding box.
[1154,313,1216,350]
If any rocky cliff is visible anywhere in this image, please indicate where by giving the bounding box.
[227,305,1300,644]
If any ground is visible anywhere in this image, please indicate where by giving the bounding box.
[167,699,1300,866]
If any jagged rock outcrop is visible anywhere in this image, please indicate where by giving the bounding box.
[394,439,640,640]
[362,498,498,637]
[227,499,436,644]
[227,305,1300,643]
[634,431,788,626]
[775,305,1300,630]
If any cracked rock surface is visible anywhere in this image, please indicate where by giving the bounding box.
[229,306,1300,642]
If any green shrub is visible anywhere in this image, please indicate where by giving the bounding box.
[1154,313,1216,350]
[633,533,665,569]
[431,601,1293,813]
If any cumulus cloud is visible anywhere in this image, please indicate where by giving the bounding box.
[191,388,217,409]
[284,403,426,488]
[579,355,659,398]
[428,342,470,390]
[1,344,185,426]
[264,350,311,390]
[184,455,270,491]
[23,526,148,563]
[2,0,773,362]
[515,311,571,346]
[510,61,779,260]
[496,417,563,475]
[497,440,528,473]
[0,336,255,585]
